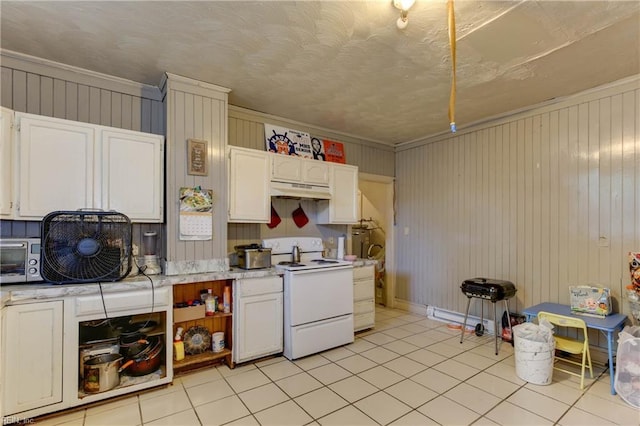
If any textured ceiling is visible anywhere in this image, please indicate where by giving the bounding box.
[1,1,639,146]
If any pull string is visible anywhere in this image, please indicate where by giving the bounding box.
[447,0,457,133]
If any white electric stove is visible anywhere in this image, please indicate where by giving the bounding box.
[261,237,352,271]
[261,237,354,360]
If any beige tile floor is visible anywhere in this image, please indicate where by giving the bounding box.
[36,306,638,426]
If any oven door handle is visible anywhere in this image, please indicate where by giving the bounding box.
[286,265,353,275]
[0,243,28,248]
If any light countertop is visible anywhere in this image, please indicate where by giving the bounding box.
[1,260,375,305]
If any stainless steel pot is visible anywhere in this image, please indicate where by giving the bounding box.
[83,353,123,393]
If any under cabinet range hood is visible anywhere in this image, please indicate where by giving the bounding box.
[270,181,331,200]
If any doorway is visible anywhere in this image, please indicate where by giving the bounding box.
[355,173,394,308]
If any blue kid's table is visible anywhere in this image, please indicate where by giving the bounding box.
[522,302,628,395]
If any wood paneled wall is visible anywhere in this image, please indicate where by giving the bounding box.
[0,53,164,249]
[162,74,230,264]
[226,106,396,250]
[395,78,640,331]
[228,106,395,177]
[1,56,163,133]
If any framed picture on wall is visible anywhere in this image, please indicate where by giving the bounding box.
[187,138,208,176]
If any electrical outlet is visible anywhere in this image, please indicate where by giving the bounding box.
[404,227,410,236]
[328,237,334,244]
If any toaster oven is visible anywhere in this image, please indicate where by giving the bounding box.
[0,238,43,284]
[235,244,272,269]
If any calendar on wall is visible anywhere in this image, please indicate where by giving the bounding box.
[179,186,213,240]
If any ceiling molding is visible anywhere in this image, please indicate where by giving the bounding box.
[228,104,395,152]
[0,49,162,101]
[396,73,640,152]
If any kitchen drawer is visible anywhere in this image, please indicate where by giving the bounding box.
[354,300,374,315]
[353,265,374,280]
[354,312,375,332]
[235,276,283,297]
[75,287,170,317]
[354,279,374,301]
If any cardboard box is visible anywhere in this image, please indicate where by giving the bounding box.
[569,286,612,317]
[173,305,205,322]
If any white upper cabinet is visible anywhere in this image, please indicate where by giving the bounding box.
[16,113,97,219]
[101,129,164,222]
[317,163,359,224]
[270,154,329,186]
[228,146,271,222]
[14,112,164,222]
[302,158,330,185]
[271,154,302,183]
[0,107,14,217]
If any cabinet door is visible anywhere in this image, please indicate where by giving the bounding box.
[2,301,63,415]
[228,147,270,222]
[16,113,96,219]
[101,129,164,222]
[302,158,330,185]
[233,277,283,363]
[271,154,302,183]
[0,108,13,217]
[317,163,359,224]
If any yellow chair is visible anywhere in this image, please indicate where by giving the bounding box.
[537,311,594,389]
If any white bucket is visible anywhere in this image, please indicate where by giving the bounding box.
[212,332,225,353]
[513,323,555,385]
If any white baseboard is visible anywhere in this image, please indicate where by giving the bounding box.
[391,301,496,335]
[388,301,612,367]
[393,299,428,316]
[426,305,496,335]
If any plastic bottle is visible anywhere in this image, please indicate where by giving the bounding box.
[337,235,345,260]
[173,327,185,361]
[223,286,231,313]
[205,288,216,316]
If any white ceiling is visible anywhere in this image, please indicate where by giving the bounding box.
[1,1,639,146]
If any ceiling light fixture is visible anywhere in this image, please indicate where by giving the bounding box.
[393,0,416,30]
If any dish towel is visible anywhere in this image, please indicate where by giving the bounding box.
[292,203,309,228]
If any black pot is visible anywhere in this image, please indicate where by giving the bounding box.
[119,333,148,358]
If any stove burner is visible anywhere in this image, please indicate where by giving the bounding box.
[278,262,306,267]
[312,259,339,264]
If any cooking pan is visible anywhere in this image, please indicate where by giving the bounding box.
[83,353,123,393]
[79,316,132,343]
[119,333,147,358]
[119,336,163,376]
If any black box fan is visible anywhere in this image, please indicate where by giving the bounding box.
[41,210,133,284]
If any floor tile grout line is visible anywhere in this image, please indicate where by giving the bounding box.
[109,307,628,425]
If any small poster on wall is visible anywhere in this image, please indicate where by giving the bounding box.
[179,186,213,241]
[187,139,208,176]
[264,124,313,158]
[310,137,326,161]
[323,139,346,163]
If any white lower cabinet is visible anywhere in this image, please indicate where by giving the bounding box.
[353,265,375,332]
[233,276,283,363]
[2,301,64,416]
[0,288,172,420]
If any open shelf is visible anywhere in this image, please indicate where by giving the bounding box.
[173,349,232,374]
[78,366,166,399]
[173,280,235,373]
